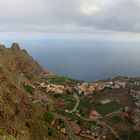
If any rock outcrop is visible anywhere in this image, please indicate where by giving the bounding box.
[0,43,43,81]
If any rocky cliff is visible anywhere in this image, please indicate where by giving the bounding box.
[0,43,43,81]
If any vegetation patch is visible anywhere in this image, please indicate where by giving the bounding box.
[55,108,78,119]
[78,99,93,109]
[119,131,130,140]
[130,131,140,140]
[44,111,54,123]
[129,85,140,90]
[53,93,70,99]
[45,76,80,86]
[67,100,76,110]
[25,85,35,94]
[95,101,121,116]
[110,116,123,124]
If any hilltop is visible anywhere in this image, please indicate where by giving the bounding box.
[0,43,43,81]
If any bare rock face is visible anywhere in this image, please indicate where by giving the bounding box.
[11,43,21,51]
[0,43,44,80]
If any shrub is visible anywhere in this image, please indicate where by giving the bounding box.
[44,111,54,123]
[25,85,35,94]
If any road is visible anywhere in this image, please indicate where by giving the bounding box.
[38,90,121,140]
[34,93,78,140]
[76,112,122,140]
[105,108,122,118]
[71,94,80,113]
[53,114,78,140]
[68,94,122,140]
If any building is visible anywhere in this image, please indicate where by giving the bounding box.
[100,99,111,105]
[89,110,102,119]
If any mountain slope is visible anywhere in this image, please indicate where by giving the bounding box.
[0,43,67,140]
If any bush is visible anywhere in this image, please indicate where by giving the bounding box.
[67,100,76,110]
[44,111,54,123]
[25,85,35,94]
[78,99,92,108]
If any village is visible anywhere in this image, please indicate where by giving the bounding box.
[1,62,140,140]
[36,77,127,96]
[16,73,140,140]
[25,75,139,140]
[0,66,136,140]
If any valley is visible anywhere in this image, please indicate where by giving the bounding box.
[0,43,140,140]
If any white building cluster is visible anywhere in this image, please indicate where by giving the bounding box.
[37,82,72,94]
[75,80,126,95]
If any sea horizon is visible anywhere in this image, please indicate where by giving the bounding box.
[2,39,140,82]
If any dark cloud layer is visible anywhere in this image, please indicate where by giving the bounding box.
[0,0,140,39]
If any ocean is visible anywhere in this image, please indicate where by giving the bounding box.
[5,39,140,82]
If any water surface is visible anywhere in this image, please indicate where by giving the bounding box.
[4,39,140,81]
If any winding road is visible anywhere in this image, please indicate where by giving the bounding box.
[68,93,122,140]
[71,94,80,113]
[53,114,77,140]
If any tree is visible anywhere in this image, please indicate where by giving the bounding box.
[44,111,54,123]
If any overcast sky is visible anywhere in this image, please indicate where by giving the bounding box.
[0,0,140,42]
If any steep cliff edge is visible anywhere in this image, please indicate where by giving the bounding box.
[0,43,43,81]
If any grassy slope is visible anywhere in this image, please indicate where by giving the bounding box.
[0,44,68,140]
[44,75,80,86]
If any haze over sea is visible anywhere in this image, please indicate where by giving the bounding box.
[2,39,140,82]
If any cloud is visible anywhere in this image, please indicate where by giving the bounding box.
[90,0,140,32]
[0,0,140,40]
